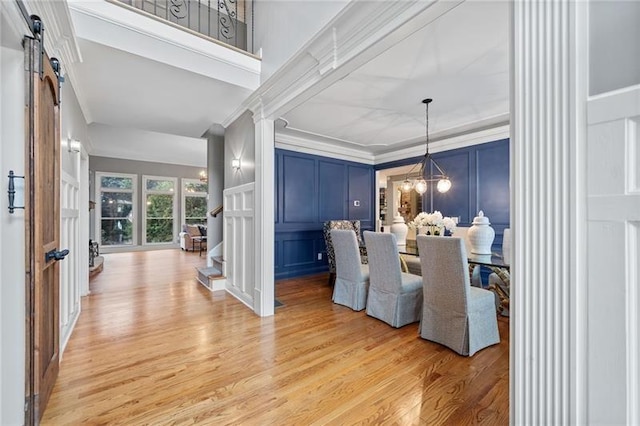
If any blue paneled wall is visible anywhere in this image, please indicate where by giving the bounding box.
[275,149,375,279]
[276,139,509,280]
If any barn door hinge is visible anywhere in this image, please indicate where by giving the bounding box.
[29,15,44,80]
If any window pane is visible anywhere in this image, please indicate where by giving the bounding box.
[146,179,174,191]
[101,176,133,190]
[185,196,207,218]
[101,219,133,245]
[146,194,173,218]
[101,193,133,218]
[184,182,208,193]
[146,219,174,243]
[185,218,206,225]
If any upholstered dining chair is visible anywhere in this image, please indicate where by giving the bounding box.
[452,226,482,288]
[416,235,500,356]
[488,228,511,315]
[363,231,423,328]
[323,220,368,286]
[330,229,370,311]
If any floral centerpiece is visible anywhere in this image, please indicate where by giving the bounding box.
[408,211,457,236]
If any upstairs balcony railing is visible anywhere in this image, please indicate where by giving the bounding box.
[115,0,248,51]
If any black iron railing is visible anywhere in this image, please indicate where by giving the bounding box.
[117,0,248,51]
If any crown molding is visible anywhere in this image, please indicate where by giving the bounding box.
[274,122,510,166]
[224,0,464,127]
[275,132,375,165]
[374,124,510,165]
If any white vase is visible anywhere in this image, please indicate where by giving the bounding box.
[390,214,408,246]
[468,210,495,254]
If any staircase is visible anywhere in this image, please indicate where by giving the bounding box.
[196,248,225,291]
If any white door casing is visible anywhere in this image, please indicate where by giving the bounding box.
[586,86,640,424]
[60,170,81,355]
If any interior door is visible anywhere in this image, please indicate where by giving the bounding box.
[24,29,63,424]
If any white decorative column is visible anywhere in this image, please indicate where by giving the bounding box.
[252,105,275,317]
[512,0,587,424]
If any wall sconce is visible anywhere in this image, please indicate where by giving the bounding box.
[199,170,208,182]
[231,158,241,171]
[68,138,81,153]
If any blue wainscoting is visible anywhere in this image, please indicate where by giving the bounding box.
[275,149,375,279]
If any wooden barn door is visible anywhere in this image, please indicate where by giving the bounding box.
[24,25,66,424]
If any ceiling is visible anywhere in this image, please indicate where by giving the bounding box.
[66,0,509,165]
[279,1,509,155]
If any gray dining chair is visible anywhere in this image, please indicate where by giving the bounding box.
[363,231,423,327]
[330,229,370,311]
[417,235,500,356]
[452,226,482,288]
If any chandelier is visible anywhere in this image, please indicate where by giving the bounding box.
[401,99,452,194]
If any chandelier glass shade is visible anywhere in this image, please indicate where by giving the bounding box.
[402,98,451,195]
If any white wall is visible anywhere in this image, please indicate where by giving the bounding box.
[589,0,640,96]
[225,110,255,188]
[253,0,348,82]
[0,45,27,426]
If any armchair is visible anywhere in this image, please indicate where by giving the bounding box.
[179,224,206,251]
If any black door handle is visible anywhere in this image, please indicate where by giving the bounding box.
[45,248,69,262]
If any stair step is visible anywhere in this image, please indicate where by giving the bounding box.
[196,266,225,291]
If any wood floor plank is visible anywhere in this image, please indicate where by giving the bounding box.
[41,249,509,425]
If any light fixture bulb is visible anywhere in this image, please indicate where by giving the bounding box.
[437,178,452,193]
[414,178,428,194]
[400,179,413,192]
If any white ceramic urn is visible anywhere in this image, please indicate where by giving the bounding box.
[468,210,495,254]
[390,213,408,246]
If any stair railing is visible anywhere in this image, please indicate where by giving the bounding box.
[209,204,223,217]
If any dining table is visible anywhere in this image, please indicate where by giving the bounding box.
[399,239,511,316]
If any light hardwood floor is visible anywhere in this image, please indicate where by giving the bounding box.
[42,249,509,425]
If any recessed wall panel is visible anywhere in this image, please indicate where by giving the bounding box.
[283,155,316,223]
[348,165,372,222]
[431,151,471,223]
[476,142,510,225]
[283,239,316,267]
[319,160,346,221]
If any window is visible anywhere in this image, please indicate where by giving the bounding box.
[143,176,178,244]
[96,172,136,246]
[182,179,208,226]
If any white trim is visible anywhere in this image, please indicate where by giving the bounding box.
[628,222,640,425]
[275,124,511,165]
[142,175,178,245]
[511,0,585,423]
[223,182,256,311]
[94,171,138,248]
[275,132,375,164]
[375,125,511,165]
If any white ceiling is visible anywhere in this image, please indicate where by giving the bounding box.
[73,39,253,139]
[280,1,510,155]
[66,0,509,165]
